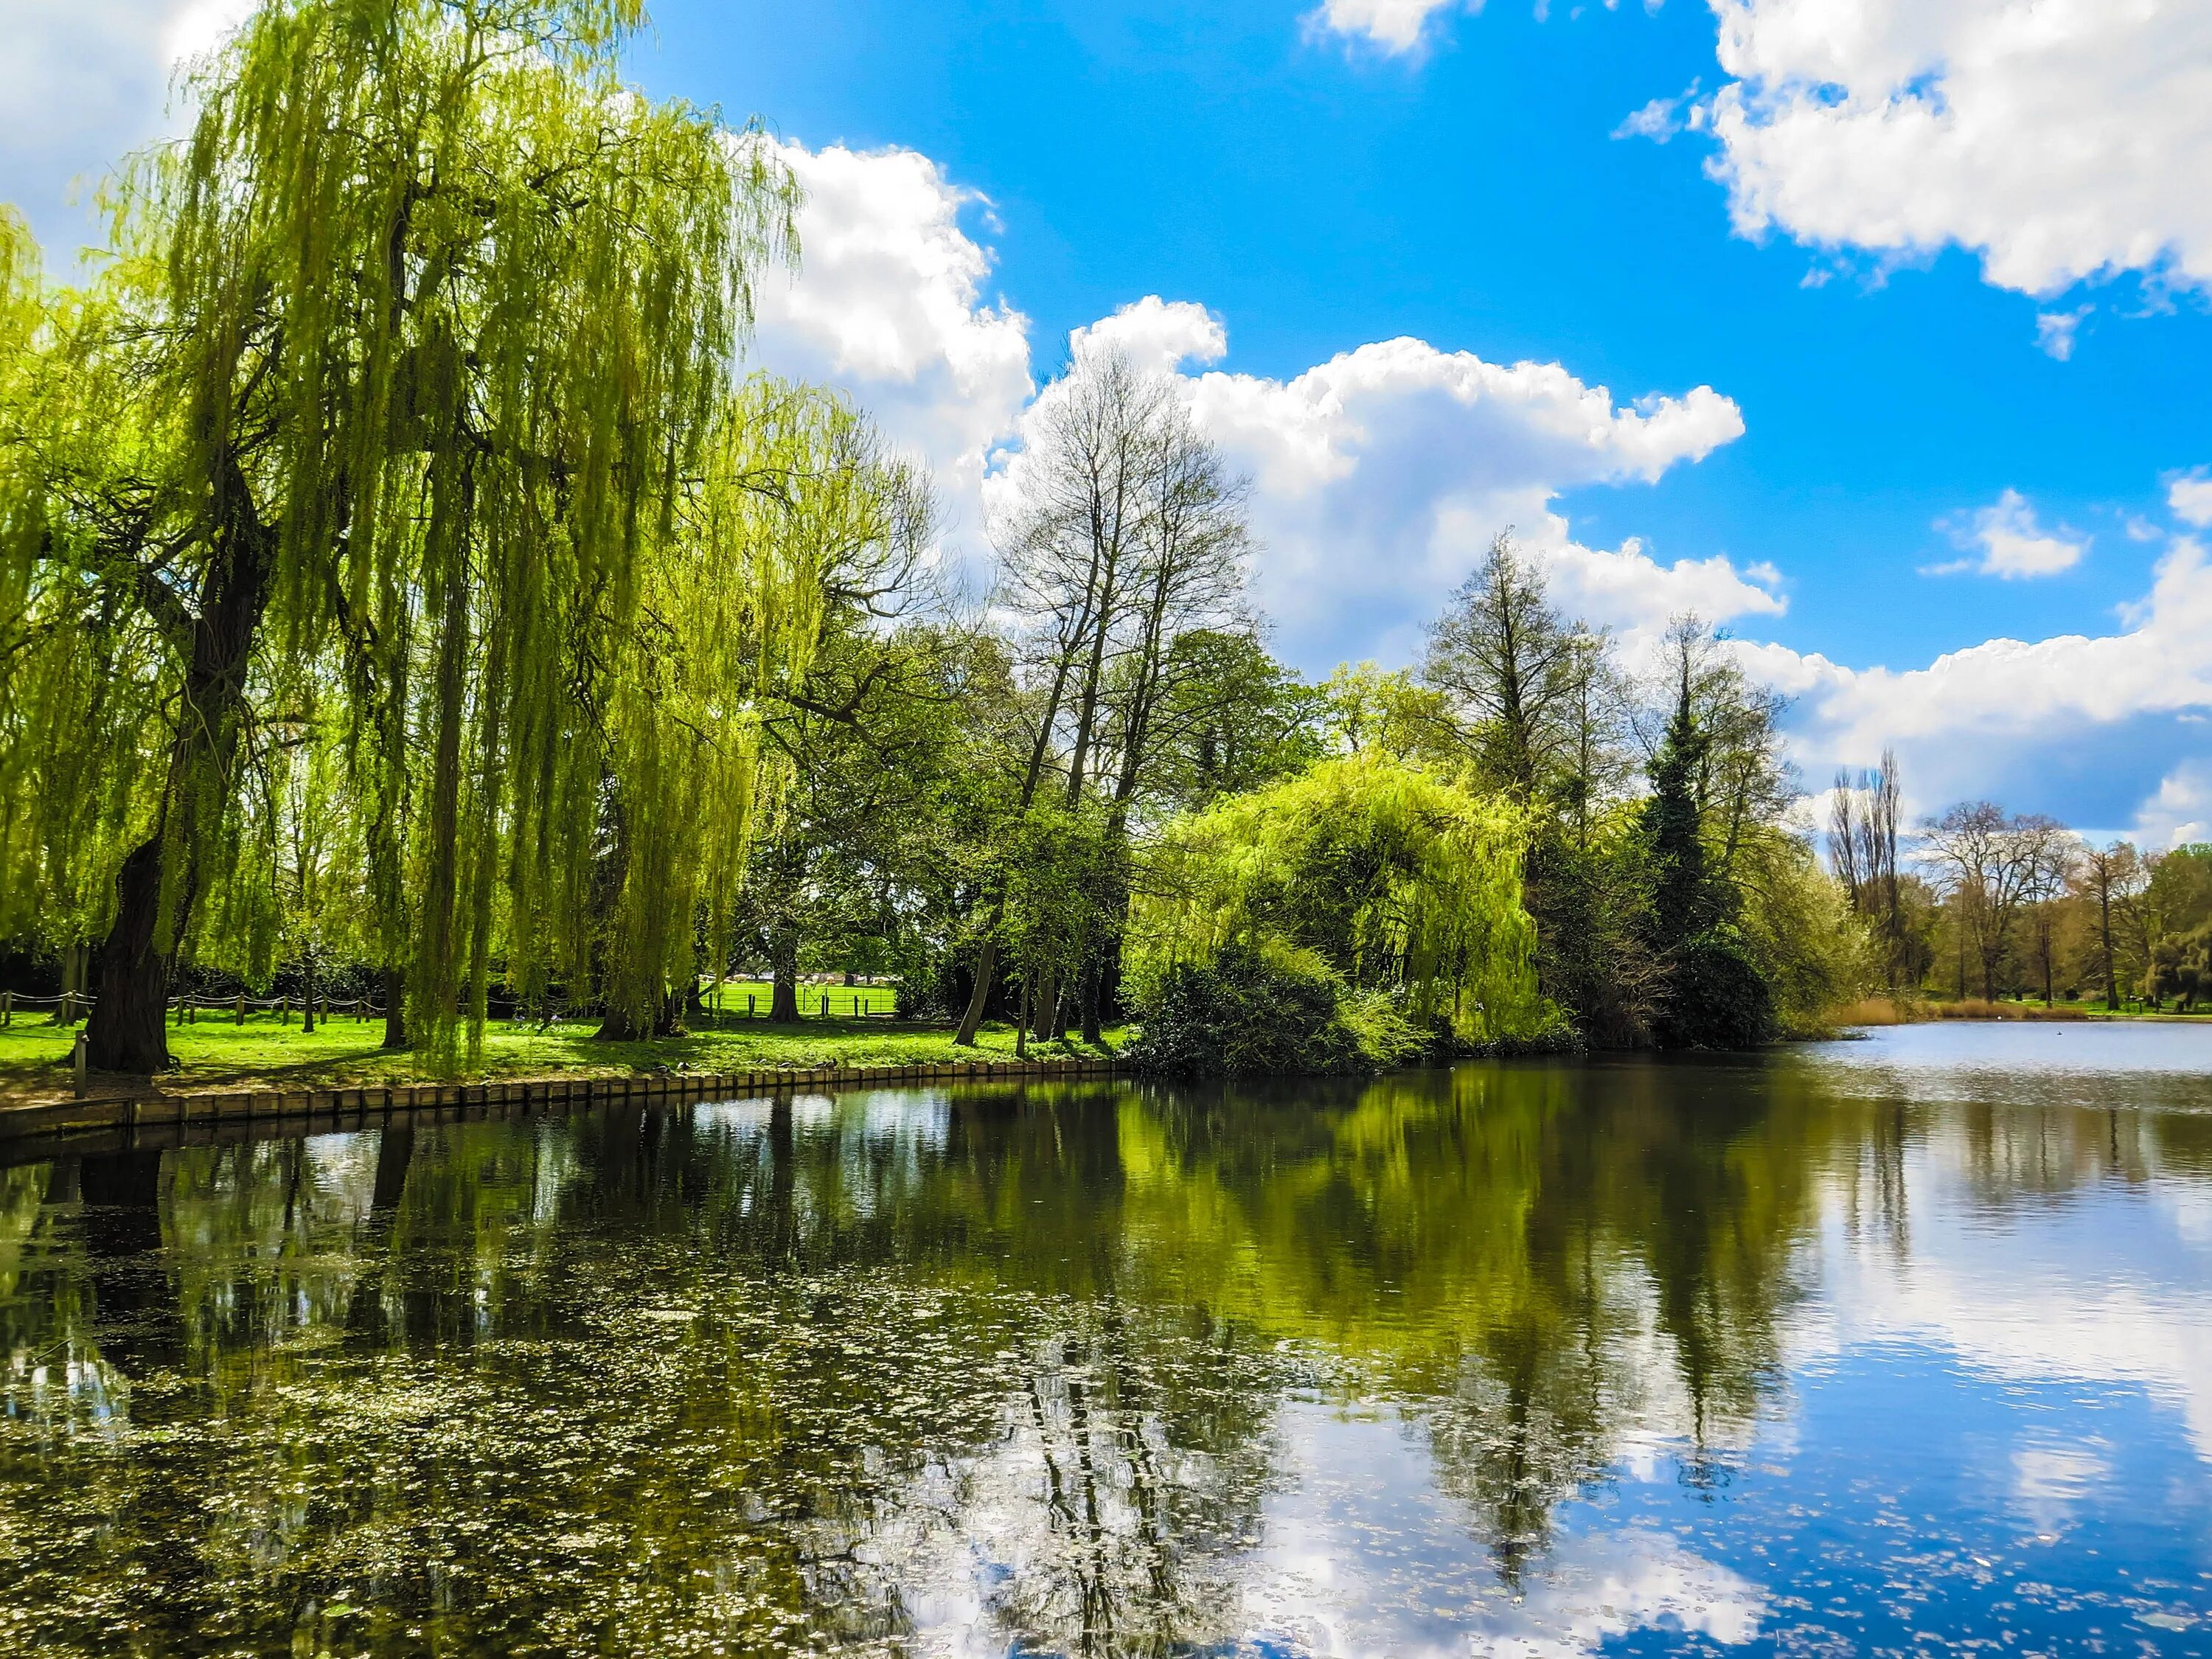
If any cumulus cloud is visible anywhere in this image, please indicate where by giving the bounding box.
[1307,0,1470,55]
[1703,0,2212,297]
[0,0,254,253]
[975,299,1759,667]
[748,142,1034,574]
[2171,472,2212,529]
[1747,532,2212,824]
[1067,294,1228,376]
[2135,760,2212,849]
[1927,489,2087,580]
[1169,325,1755,664]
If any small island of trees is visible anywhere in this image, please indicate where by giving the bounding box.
[2,0,2206,1088]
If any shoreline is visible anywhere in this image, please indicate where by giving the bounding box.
[0,1054,1135,1159]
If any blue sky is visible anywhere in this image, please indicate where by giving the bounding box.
[624,0,2210,664]
[6,0,2211,835]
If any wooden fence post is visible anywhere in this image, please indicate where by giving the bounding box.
[1,989,10,1027]
[237,994,246,1026]
[72,1029,88,1099]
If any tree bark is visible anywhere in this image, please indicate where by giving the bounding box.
[86,456,278,1074]
[381,964,408,1050]
[1079,958,1103,1045]
[954,934,998,1046]
[2098,879,2118,1011]
[770,925,801,1023]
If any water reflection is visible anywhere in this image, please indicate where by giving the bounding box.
[2,1028,2210,1655]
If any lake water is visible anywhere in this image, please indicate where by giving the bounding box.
[4,1023,2211,1656]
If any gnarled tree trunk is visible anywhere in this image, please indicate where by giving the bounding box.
[86,457,276,1074]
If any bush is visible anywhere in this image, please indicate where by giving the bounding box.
[1654,926,1777,1051]
[1127,942,1426,1077]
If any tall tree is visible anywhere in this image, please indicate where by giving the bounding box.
[1919,803,2070,1001]
[1829,748,1913,987]
[1421,532,1585,801]
[953,344,1249,1045]
[0,0,796,1071]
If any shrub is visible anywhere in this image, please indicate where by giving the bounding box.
[1127,942,1425,1077]
[1654,926,1777,1051]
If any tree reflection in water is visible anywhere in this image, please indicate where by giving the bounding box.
[2,1043,2209,1655]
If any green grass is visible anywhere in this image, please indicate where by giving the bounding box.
[0,1006,1126,1103]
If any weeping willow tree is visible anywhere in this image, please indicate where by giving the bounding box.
[0,0,801,1071]
[1131,754,1556,1043]
[587,375,932,1038]
[0,217,183,1009]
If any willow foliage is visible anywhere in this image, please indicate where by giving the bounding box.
[2,0,807,1068]
[590,377,933,1034]
[1132,754,1555,1043]
[0,234,178,959]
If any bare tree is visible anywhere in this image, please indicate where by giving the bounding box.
[1918,802,2070,1001]
[1829,748,1910,986]
[2076,841,2148,1010]
[954,345,1251,1045]
[2025,832,2081,1006]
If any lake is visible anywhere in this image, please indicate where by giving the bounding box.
[4,1023,2211,1655]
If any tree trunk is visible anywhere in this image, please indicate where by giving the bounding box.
[2099,884,2118,1012]
[381,964,408,1050]
[1033,967,1058,1043]
[86,454,277,1074]
[86,837,176,1074]
[595,987,686,1041]
[771,926,801,1023]
[302,951,318,1034]
[1079,958,1103,1046]
[954,933,999,1046]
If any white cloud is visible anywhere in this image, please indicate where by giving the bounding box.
[1172,328,1755,665]
[1308,0,1472,55]
[1613,82,1703,145]
[1927,489,2087,580]
[978,300,1757,669]
[2171,471,2212,529]
[1067,295,1228,377]
[748,142,1034,573]
[2135,759,2212,849]
[1747,532,2212,821]
[1243,1405,1767,1657]
[2034,307,2087,362]
[1703,0,2212,297]
[0,0,254,254]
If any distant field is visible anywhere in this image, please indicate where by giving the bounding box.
[700,980,900,1018]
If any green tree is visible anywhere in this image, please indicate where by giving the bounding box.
[1133,752,1554,1045]
[1,0,798,1071]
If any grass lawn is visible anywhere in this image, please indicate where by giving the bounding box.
[0,1002,1126,1106]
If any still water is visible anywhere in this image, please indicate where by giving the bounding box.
[4,1024,2211,1656]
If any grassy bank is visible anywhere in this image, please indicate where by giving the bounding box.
[1833,995,2212,1026]
[0,1008,1123,1107]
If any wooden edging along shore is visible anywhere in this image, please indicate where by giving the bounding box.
[0,1056,1134,1151]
